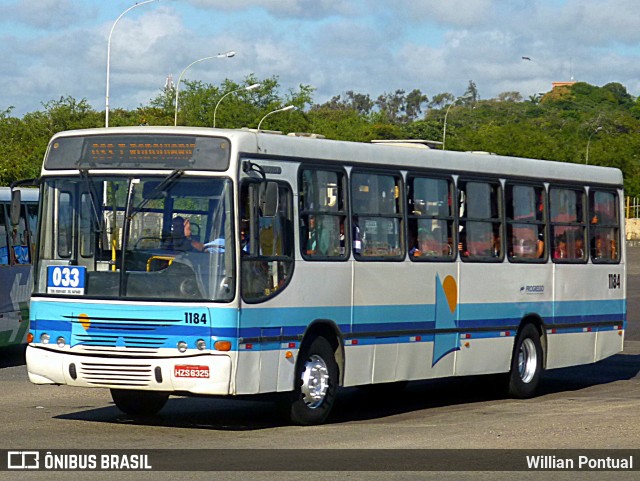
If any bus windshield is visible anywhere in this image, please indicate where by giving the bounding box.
[35,175,235,302]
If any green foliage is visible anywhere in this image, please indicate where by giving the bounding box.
[1,79,639,197]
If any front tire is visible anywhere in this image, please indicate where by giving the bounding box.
[507,324,543,398]
[287,336,338,425]
[111,389,169,416]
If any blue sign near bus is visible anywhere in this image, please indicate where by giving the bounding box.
[47,266,86,294]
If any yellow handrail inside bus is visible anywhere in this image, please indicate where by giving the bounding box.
[146,255,175,272]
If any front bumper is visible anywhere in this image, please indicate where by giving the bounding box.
[26,345,232,395]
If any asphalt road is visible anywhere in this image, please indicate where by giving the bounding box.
[1,247,640,480]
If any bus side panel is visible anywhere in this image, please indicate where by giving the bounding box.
[0,265,32,347]
[595,329,624,361]
[234,351,261,395]
[350,261,457,385]
[545,332,596,368]
[236,261,352,394]
[455,262,553,376]
[548,264,624,369]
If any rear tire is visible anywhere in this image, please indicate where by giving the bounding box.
[286,336,338,425]
[110,389,169,416]
[507,324,543,398]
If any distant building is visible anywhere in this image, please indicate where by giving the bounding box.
[552,81,576,89]
[165,74,174,90]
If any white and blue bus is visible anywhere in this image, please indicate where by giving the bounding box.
[0,186,38,347]
[24,127,625,424]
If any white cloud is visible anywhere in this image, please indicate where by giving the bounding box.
[184,0,355,18]
[1,1,640,116]
[0,0,97,30]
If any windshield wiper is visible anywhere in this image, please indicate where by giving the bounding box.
[131,169,184,215]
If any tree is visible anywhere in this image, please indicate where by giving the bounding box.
[496,91,523,102]
[463,80,479,104]
[405,89,429,121]
[375,89,406,123]
[429,92,454,110]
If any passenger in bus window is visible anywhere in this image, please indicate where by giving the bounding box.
[592,235,607,259]
[536,228,545,258]
[353,219,362,254]
[553,233,567,259]
[574,237,585,259]
[492,231,501,257]
[305,216,318,255]
[164,216,204,252]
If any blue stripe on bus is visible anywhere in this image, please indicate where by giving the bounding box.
[29,299,625,351]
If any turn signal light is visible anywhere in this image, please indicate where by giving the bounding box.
[214,341,231,351]
[26,332,34,343]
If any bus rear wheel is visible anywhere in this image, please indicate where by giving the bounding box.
[287,336,338,425]
[110,389,169,416]
[507,324,543,398]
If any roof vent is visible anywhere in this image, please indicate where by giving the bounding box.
[371,139,442,149]
[287,132,326,139]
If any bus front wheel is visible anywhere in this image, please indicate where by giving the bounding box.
[507,324,543,398]
[287,336,338,425]
[110,389,169,416]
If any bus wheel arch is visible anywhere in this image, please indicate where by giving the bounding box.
[299,320,344,385]
[507,316,545,398]
[286,320,343,425]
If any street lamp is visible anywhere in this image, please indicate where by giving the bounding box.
[586,126,603,165]
[257,105,295,131]
[106,0,159,128]
[442,94,472,150]
[442,102,455,151]
[173,51,236,126]
[213,83,261,128]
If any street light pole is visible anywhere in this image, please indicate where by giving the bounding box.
[442,102,455,151]
[586,126,603,165]
[257,105,295,131]
[442,94,472,150]
[174,51,236,126]
[105,0,159,128]
[213,83,261,128]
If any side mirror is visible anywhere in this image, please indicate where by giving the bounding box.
[10,189,21,227]
[259,181,279,217]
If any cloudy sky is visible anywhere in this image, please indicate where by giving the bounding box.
[1,0,639,117]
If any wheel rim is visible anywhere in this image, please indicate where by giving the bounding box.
[300,354,330,408]
[518,338,538,383]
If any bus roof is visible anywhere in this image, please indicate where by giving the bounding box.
[45,126,624,187]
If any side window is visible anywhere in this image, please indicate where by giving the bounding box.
[351,171,403,260]
[0,205,9,265]
[241,181,294,302]
[57,191,73,259]
[27,203,38,262]
[299,168,347,260]
[407,175,454,261]
[458,180,502,261]
[549,187,586,262]
[589,190,619,263]
[9,204,32,265]
[506,183,546,262]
